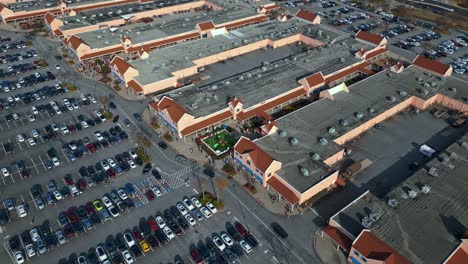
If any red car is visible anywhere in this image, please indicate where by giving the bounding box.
[235,221,248,237]
[63,224,75,238]
[66,208,79,223]
[86,143,96,153]
[68,124,76,133]
[147,217,159,231]
[76,179,86,191]
[48,131,57,140]
[106,169,116,178]
[145,190,155,201]
[85,202,95,215]
[132,227,143,242]
[64,175,74,186]
[191,249,204,264]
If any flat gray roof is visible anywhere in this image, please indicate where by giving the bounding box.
[6,0,100,12]
[332,134,468,264]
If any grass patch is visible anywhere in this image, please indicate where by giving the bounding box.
[113,85,121,91]
[135,146,151,163]
[199,192,214,205]
[202,129,236,154]
[102,109,113,120]
[68,85,78,92]
[163,133,173,142]
[211,200,224,210]
[68,60,75,65]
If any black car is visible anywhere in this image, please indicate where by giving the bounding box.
[271,222,288,238]
[146,234,159,248]
[115,234,127,252]
[170,222,182,236]
[125,199,135,209]
[143,163,152,174]
[89,212,102,225]
[109,102,117,109]
[130,244,142,257]
[139,219,152,236]
[133,113,142,121]
[227,226,242,241]
[245,233,258,247]
[203,168,215,178]
[112,115,120,123]
[0,209,9,225]
[177,216,190,230]
[158,141,168,149]
[151,169,162,180]
[105,236,117,257]
[154,229,169,244]
[87,250,100,264]
[112,254,124,264]
[9,235,21,251]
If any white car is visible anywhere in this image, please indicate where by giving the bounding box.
[176,202,188,215]
[27,138,36,146]
[191,196,202,208]
[221,233,234,246]
[51,124,59,131]
[31,129,39,138]
[123,232,135,247]
[152,187,162,197]
[14,95,20,101]
[155,216,166,228]
[163,226,175,240]
[212,236,226,251]
[32,106,38,114]
[95,246,108,262]
[53,190,62,200]
[28,115,36,122]
[16,204,28,217]
[80,94,87,101]
[61,126,69,135]
[200,206,212,218]
[108,206,119,217]
[30,229,40,242]
[121,249,134,264]
[55,64,61,70]
[94,131,104,141]
[81,121,89,128]
[25,243,36,257]
[51,157,60,167]
[70,184,80,196]
[183,197,195,210]
[12,113,19,120]
[1,168,9,177]
[90,97,97,104]
[72,103,79,109]
[16,134,25,142]
[77,256,87,264]
[184,214,196,226]
[206,202,217,214]
[107,158,117,168]
[129,150,138,159]
[15,251,25,264]
[102,196,113,208]
[7,96,13,103]
[117,189,128,200]
[67,105,73,111]
[101,161,110,170]
[128,160,136,169]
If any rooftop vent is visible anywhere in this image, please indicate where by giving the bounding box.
[387,198,398,208]
[328,127,336,135]
[399,91,407,97]
[300,167,309,177]
[290,138,300,146]
[417,76,423,82]
[431,82,438,87]
[387,96,396,103]
[339,57,345,63]
[407,188,418,198]
[421,185,431,194]
[355,112,364,120]
[238,75,244,81]
[312,153,321,161]
[339,119,349,127]
[368,108,375,114]
[369,212,381,222]
[448,87,456,93]
[319,137,328,146]
[421,89,429,96]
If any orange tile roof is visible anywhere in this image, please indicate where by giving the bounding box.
[198,21,215,31]
[66,35,85,50]
[81,46,124,60]
[216,15,267,30]
[128,32,200,53]
[53,29,63,36]
[353,230,411,264]
[238,88,305,121]
[230,98,242,107]
[127,80,143,93]
[445,245,468,264]
[4,8,60,22]
[325,62,372,84]
[322,225,353,251]
[412,55,451,76]
[44,12,55,25]
[121,36,132,43]
[149,101,158,110]
[267,176,300,204]
[304,72,325,87]
[365,48,387,59]
[157,97,187,123]
[72,0,136,12]
[355,30,385,46]
[295,9,318,23]
[110,56,133,75]
[234,137,273,173]
[180,110,232,136]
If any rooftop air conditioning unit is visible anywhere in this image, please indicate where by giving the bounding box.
[421,185,431,194]
[399,91,407,97]
[279,131,287,138]
[319,137,328,145]
[368,108,375,114]
[290,138,300,146]
[312,153,321,161]
[428,167,439,177]
[387,198,398,208]
[328,127,336,134]
[361,216,372,228]
[339,119,348,127]
[355,112,364,120]
[387,96,396,103]
[369,212,381,222]
[300,167,309,176]
[408,189,418,198]
[421,89,429,96]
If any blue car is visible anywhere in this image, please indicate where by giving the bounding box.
[124,183,135,196]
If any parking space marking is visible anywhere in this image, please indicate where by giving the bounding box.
[30,158,40,175]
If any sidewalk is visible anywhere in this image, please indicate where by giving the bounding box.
[142,108,305,215]
[313,231,347,264]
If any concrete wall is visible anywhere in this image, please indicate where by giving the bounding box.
[264,160,282,187]
[140,76,178,95]
[324,149,345,166]
[299,170,339,204]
